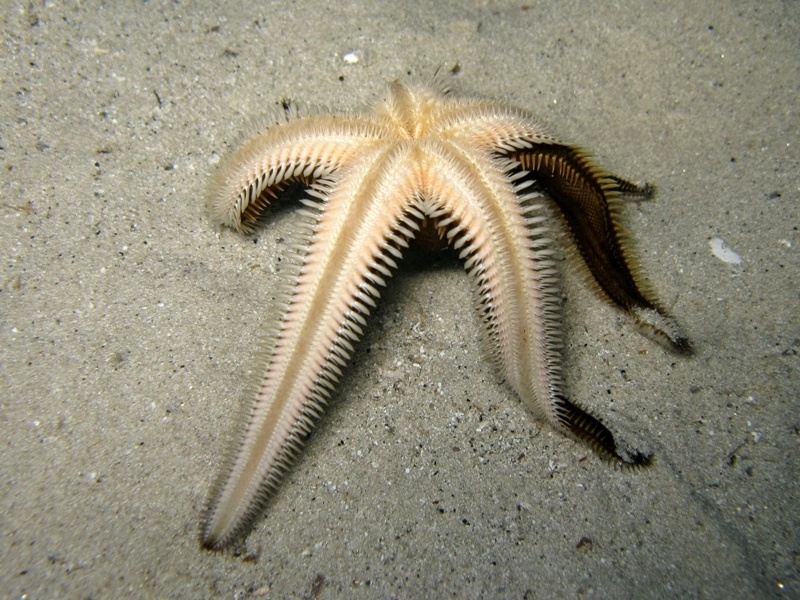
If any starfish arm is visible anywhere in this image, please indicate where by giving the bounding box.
[425,143,563,410]
[510,145,690,353]
[201,146,422,549]
[208,112,390,233]
[423,141,648,465]
[435,101,559,150]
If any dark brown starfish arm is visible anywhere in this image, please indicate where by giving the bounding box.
[553,395,652,467]
[512,145,690,353]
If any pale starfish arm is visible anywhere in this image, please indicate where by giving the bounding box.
[421,143,564,417]
[201,147,422,549]
[434,100,559,150]
[208,112,390,233]
[422,141,648,465]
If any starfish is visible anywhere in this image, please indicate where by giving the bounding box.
[200,75,689,550]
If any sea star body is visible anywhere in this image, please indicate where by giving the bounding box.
[201,76,688,550]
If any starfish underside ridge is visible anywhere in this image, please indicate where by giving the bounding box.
[200,77,689,550]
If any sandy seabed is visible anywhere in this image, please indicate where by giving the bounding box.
[1,2,798,598]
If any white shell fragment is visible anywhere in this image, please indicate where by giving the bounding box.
[709,237,743,264]
[342,51,362,65]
